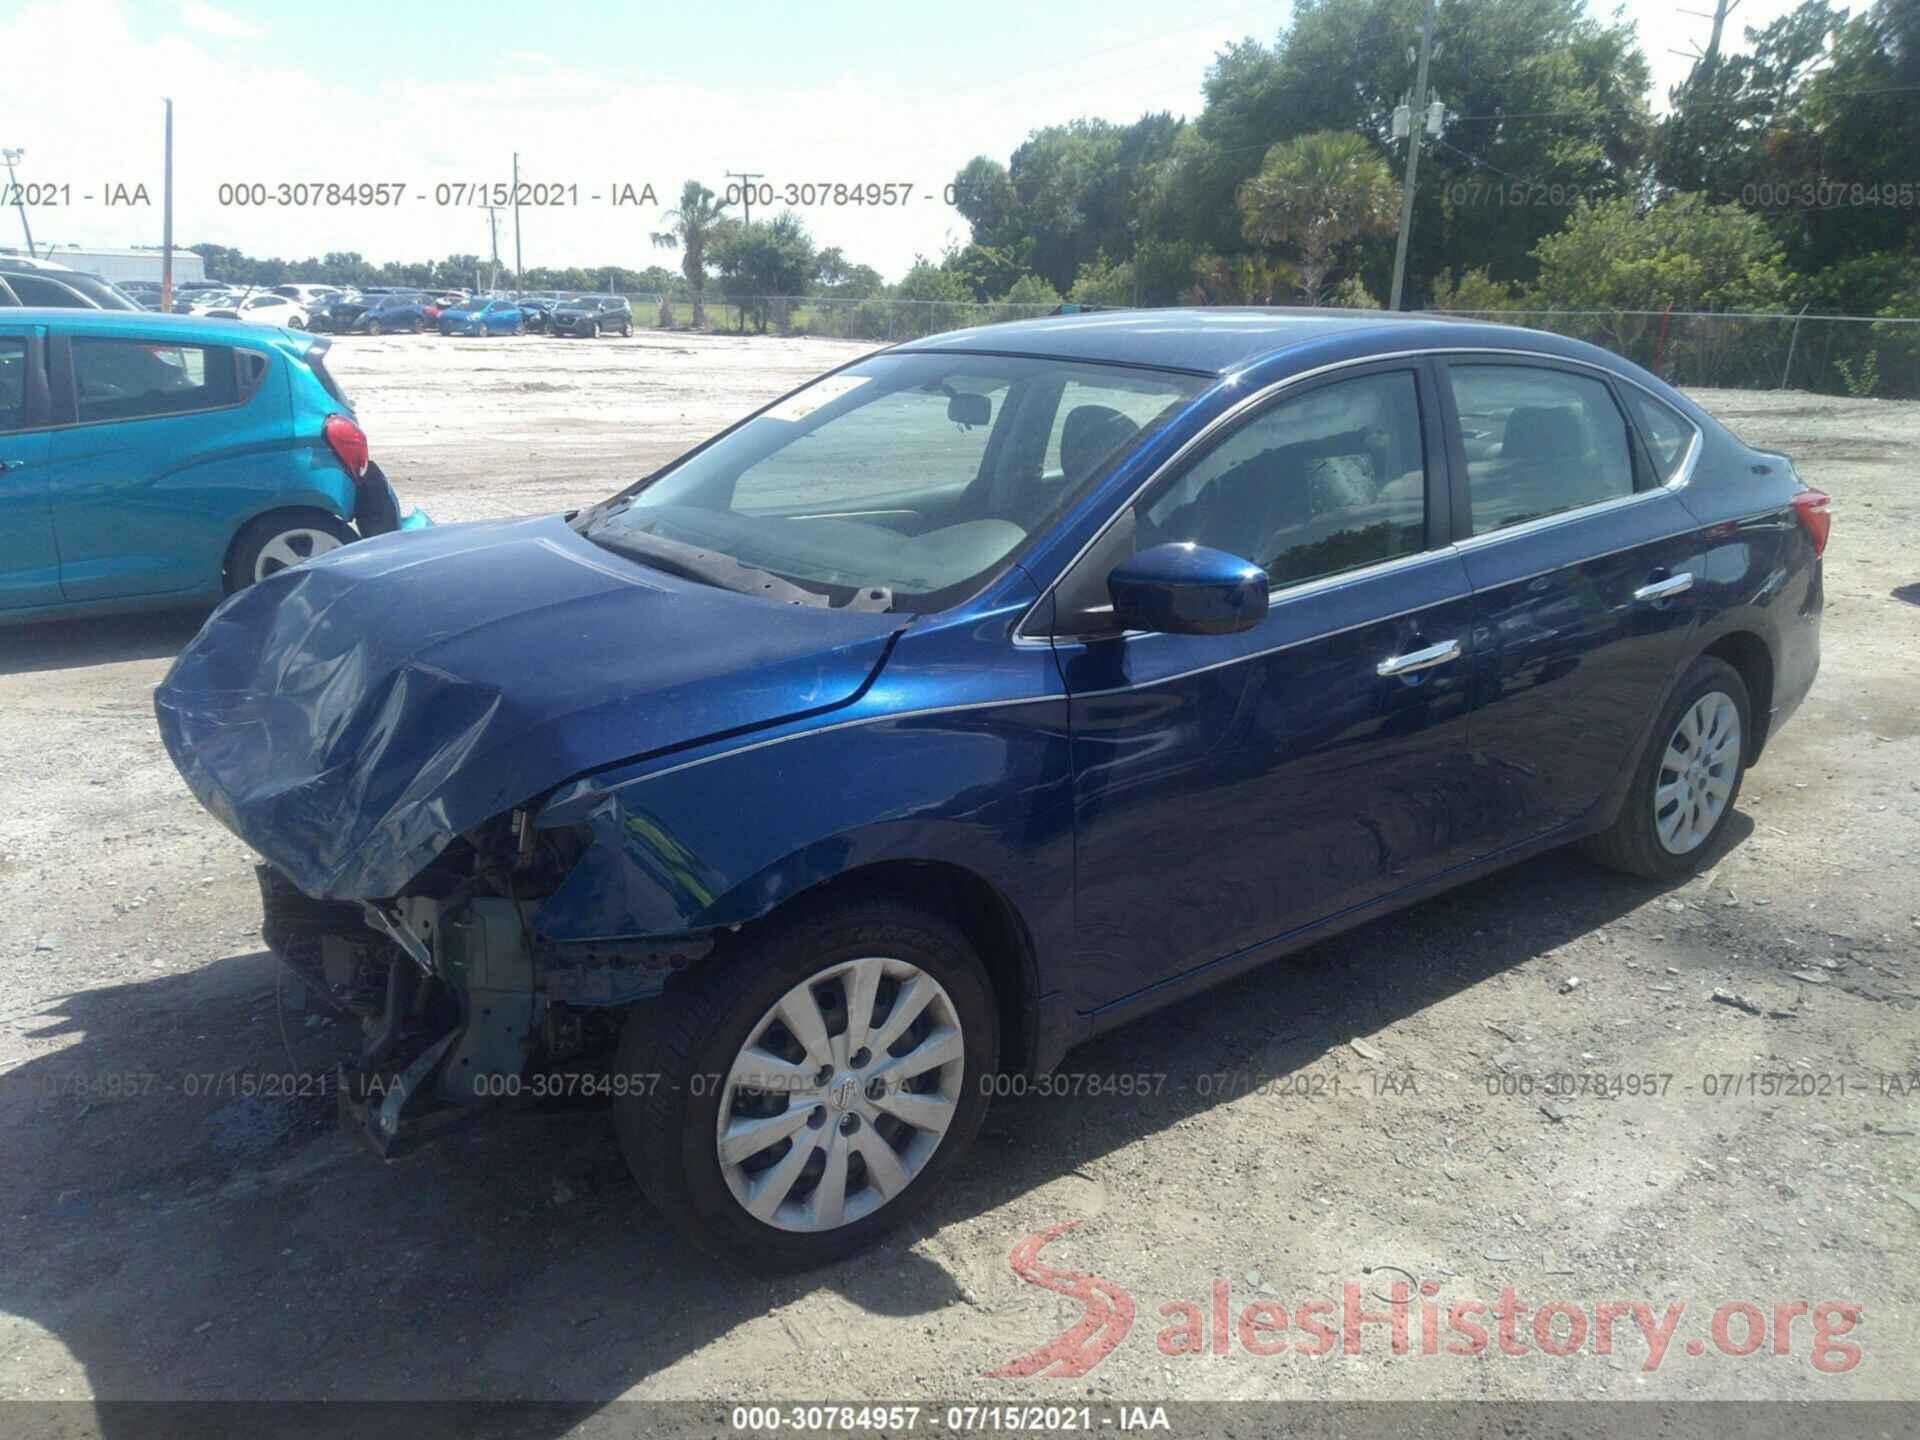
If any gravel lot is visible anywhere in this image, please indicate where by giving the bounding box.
[0,333,1915,1414]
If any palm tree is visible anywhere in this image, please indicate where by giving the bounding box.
[1238,132,1400,307]
[651,181,729,328]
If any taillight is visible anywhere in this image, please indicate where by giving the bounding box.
[1790,488,1831,559]
[323,413,369,478]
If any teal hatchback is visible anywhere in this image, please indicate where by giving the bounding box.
[0,309,427,622]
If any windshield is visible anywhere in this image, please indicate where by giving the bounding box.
[581,351,1206,612]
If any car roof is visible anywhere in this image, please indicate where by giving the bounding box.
[0,306,311,348]
[892,306,1605,377]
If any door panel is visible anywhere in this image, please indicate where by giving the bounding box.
[1442,360,1701,851]
[0,325,58,611]
[1055,362,1479,1011]
[1061,554,1479,1008]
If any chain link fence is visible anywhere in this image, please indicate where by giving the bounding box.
[1428,308,1920,399]
[623,292,1057,342]
[613,293,1920,398]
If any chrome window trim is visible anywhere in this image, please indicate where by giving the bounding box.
[1015,344,1705,644]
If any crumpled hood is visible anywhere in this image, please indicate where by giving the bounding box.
[155,514,902,899]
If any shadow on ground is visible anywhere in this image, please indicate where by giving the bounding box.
[0,828,1753,1425]
[0,609,213,677]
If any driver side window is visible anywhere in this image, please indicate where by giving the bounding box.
[1141,370,1427,588]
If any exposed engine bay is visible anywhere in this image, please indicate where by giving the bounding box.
[261,811,713,1153]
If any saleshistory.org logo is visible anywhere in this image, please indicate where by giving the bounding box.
[985,1223,1865,1378]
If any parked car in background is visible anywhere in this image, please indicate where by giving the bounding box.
[207,293,310,329]
[272,284,344,307]
[119,280,165,309]
[354,293,436,335]
[550,294,633,337]
[151,309,1828,1268]
[516,296,557,333]
[437,297,526,336]
[0,258,143,310]
[176,289,248,316]
[308,294,371,334]
[0,309,429,622]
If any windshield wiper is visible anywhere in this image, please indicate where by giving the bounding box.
[586,527,829,608]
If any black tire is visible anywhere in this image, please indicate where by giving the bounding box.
[1580,655,1751,880]
[366,319,384,337]
[410,318,423,334]
[224,508,356,593]
[612,899,999,1271]
[619,319,633,337]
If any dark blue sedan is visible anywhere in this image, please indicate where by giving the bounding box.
[155,310,1827,1268]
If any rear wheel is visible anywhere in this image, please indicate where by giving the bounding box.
[1580,656,1751,880]
[612,900,997,1270]
[410,317,423,334]
[225,509,355,592]
[366,319,384,336]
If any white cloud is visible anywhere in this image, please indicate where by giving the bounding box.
[179,1,265,41]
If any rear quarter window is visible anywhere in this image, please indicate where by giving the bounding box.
[1623,388,1698,482]
[71,338,239,423]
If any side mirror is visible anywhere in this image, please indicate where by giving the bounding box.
[1107,542,1268,636]
[948,393,991,428]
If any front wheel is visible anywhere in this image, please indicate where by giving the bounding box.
[612,900,998,1270]
[1581,655,1751,880]
[366,319,384,336]
[619,319,633,337]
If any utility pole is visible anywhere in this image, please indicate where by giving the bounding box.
[511,152,524,296]
[1388,0,1438,312]
[3,148,36,260]
[161,101,175,314]
[486,205,501,292]
[725,170,765,227]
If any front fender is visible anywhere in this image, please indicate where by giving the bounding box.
[529,696,1077,968]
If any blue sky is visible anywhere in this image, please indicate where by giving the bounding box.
[9,0,1863,280]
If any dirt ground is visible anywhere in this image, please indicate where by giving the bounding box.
[0,333,1915,1418]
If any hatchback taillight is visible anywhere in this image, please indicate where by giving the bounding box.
[1790,488,1832,559]
[323,413,369,478]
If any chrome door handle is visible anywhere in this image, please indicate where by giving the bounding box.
[1633,572,1694,602]
[1377,638,1461,678]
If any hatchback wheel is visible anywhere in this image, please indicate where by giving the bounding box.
[1581,655,1751,879]
[225,509,356,592]
[612,899,997,1270]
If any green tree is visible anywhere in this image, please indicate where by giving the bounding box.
[1066,254,1135,306]
[651,180,729,327]
[1000,274,1062,308]
[1529,193,1792,311]
[1154,0,1651,299]
[710,212,817,332]
[1238,131,1400,305]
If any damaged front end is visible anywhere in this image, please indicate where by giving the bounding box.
[262,811,712,1155]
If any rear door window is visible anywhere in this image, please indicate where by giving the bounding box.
[1444,364,1636,536]
[71,338,240,423]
